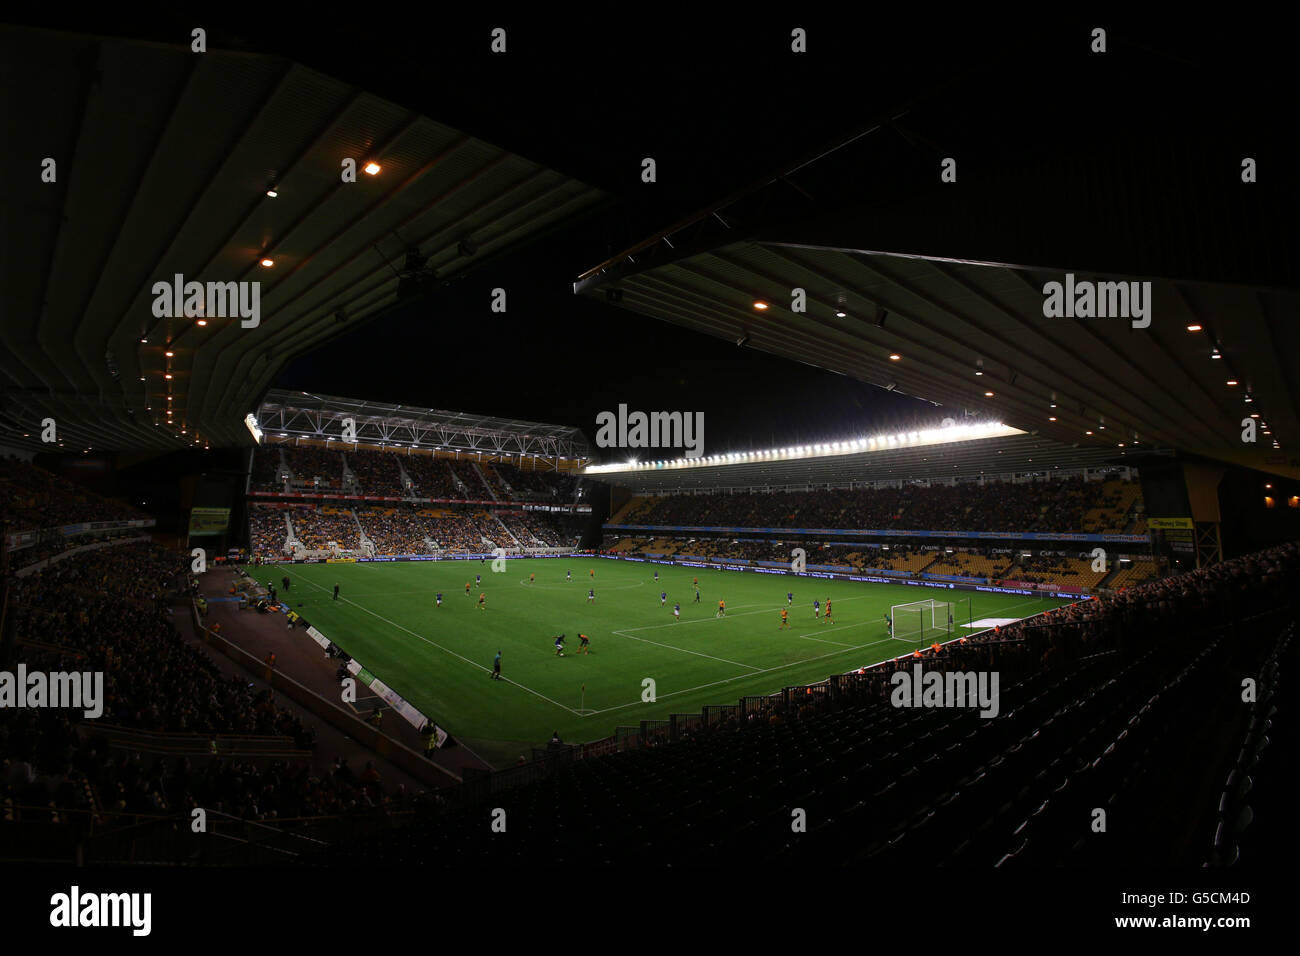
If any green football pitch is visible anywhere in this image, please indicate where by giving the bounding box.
[261,557,1074,765]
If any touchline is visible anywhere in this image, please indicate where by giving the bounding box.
[0,665,103,718]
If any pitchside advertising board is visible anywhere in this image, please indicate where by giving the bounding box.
[188,507,231,537]
[301,624,447,744]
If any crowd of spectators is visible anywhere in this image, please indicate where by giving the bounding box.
[1,542,332,829]
[358,507,430,555]
[621,477,1139,535]
[249,508,289,557]
[248,446,343,494]
[476,464,509,499]
[250,446,285,490]
[447,460,491,498]
[248,445,584,504]
[246,506,581,557]
[496,514,582,549]
[345,450,407,497]
[980,540,1299,651]
[606,533,1154,589]
[402,456,459,499]
[0,456,144,534]
[85,752,408,822]
[290,509,360,551]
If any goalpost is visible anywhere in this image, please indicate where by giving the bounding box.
[889,598,957,643]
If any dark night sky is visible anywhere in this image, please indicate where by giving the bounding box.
[10,10,1292,458]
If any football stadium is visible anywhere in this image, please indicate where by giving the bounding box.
[1,11,1296,938]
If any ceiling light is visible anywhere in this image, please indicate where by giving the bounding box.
[889,354,901,361]
[164,373,172,380]
[753,301,769,310]
[984,391,994,397]
[1049,417,1057,421]
[266,189,278,198]
[196,319,207,326]
[364,162,381,176]
[1186,324,1202,332]
[260,258,274,268]
[165,350,174,357]
[1226,380,1238,386]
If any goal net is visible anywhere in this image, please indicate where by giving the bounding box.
[889,599,956,643]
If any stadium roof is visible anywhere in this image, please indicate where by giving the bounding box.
[578,237,1298,482]
[574,88,1300,482]
[0,24,604,453]
[586,431,1157,493]
[257,389,591,460]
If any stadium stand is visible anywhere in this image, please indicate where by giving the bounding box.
[251,445,286,491]
[290,508,361,552]
[249,507,291,558]
[1103,558,1163,589]
[402,455,459,499]
[0,456,144,532]
[617,477,1140,535]
[249,445,582,504]
[604,534,1131,591]
[0,543,340,828]
[345,449,407,497]
[447,459,491,498]
[270,505,579,557]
